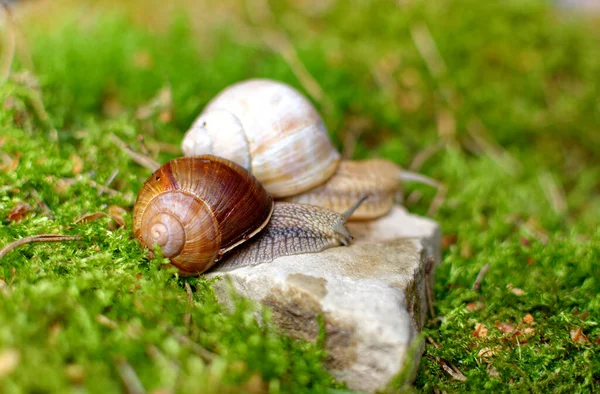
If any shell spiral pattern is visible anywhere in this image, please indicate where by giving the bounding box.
[133,155,274,275]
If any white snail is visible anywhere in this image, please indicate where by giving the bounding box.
[182,79,437,220]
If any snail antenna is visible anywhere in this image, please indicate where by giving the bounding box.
[341,194,370,221]
[400,171,439,188]
[334,194,369,245]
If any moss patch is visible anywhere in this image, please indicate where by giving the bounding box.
[0,0,599,392]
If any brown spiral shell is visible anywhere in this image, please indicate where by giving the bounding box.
[132,155,274,275]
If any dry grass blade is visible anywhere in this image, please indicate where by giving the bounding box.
[164,324,215,363]
[409,142,445,172]
[99,169,120,196]
[538,171,568,216]
[117,359,146,394]
[245,0,332,115]
[0,348,19,378]
[467,119,522,175]
[110,134,160,172]
[184,282,193,330]
[0,234,82,260]
[410,23,447,80]
[425,256,436,319]
[427,183,447,217]
[0,1,16,83]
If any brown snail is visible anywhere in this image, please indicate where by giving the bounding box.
[181,79,437,220]
[132,155,362,275]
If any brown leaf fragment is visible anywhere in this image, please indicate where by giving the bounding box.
[472,323,488,338]
[136,86,172,120]
[511,288,525,296]
[159,110,172,124]
[74,212,109,224]
[132,51,153,69]
[522,327,535,336]
[466,301,484,312]
[5,203,31,223]
[570,327,589,343]
[102,94,123,117]
[96,314,118,329]
[0,151,20,171]
[48,322,62,346]
[478,347,495,358]
[70,153,84,175]
[460,241,473,258]
[487,366,500,378]
[523,313,534,324]
[440,359,467,382]
[65,363,86,384]
[519,237,531,246]
[0,278,9,296]
[74,212,125,229]
[526,257,535,265]
[0,349,19,378]
[108,205,128,215]
[497,322,515,334]
[243,373,268,394]
[442,234,457,249]
[507,284,525,296]
[594,337,600,345]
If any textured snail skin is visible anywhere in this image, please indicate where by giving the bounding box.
[213,202,353,271]
[132,155,274,275]
[283,159,401,220]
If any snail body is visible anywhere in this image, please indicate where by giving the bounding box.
[284,159,400,220]
[182,79,437,221]
[133,155,359,275]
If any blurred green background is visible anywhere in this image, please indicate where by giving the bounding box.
[0,0,598,392]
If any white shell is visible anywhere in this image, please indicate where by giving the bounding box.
[181,79,340,198]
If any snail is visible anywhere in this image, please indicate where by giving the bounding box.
[181,79,437,220]
[132,155,364,275]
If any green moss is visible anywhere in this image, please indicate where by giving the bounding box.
[0,0,599,392]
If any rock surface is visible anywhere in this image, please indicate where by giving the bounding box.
[207,206,441,393]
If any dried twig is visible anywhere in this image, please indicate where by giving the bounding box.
[440,359,467,382]
[117,359,146,394]
[110,134,160,172]
[472,264,490,292]
[0,234,82,260]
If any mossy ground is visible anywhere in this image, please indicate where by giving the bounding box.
[0,0,598,392]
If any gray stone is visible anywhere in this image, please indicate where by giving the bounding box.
[207,206,441,393]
